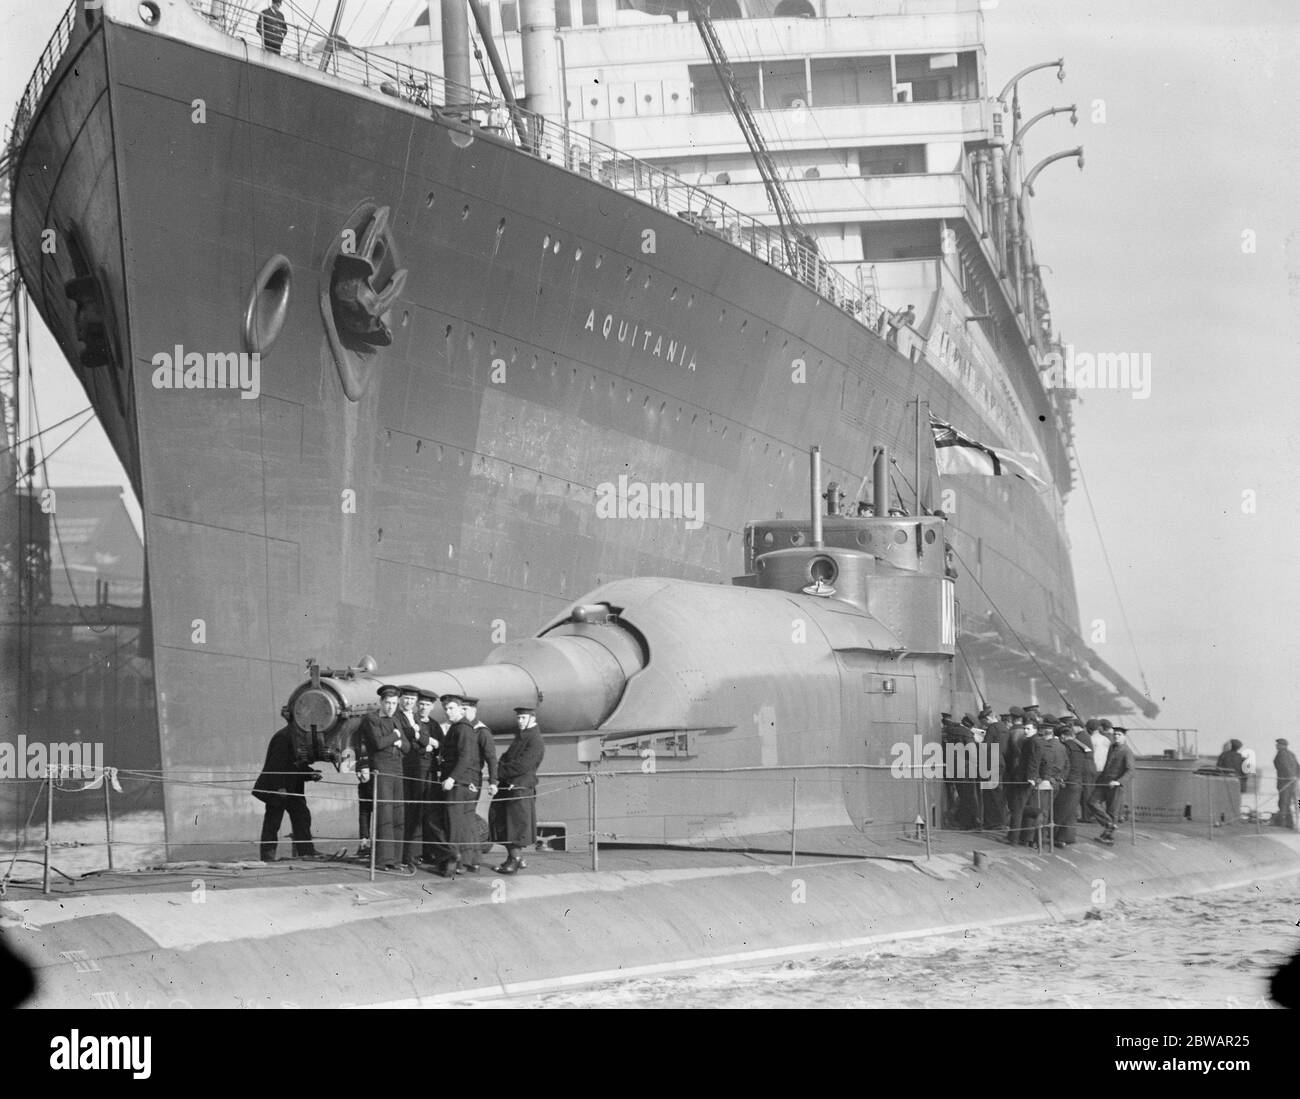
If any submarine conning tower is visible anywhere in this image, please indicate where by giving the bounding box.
[734,445,956,657]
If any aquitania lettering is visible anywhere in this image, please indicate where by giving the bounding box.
[583,308,698,371]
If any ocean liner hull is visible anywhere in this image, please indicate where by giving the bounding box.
[11,3,1082,853]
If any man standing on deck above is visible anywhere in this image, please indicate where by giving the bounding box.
[1273,739,1298,829]
[257,1,288,55]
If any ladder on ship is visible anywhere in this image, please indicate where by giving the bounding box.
[687,0,817,262]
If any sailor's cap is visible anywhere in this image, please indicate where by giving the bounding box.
[1277,739,1289,747]
[1009,706,1024,717]
[439,693,467,706]
[397,684,421,697]
[514,706,536,715]
[376,685,401,699]
[416,689,439,704]
[462,696,480,707]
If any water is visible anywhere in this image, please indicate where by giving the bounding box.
[488,874,1300,1008]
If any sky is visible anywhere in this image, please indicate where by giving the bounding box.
[2,0,1297,767]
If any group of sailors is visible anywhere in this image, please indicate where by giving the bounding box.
[255,684,545,876]
[940,704,1135,848]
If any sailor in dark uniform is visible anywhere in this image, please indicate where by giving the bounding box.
[253,706,321,861]
[359,684,412,873]
[491,706,546,874]
[412,689,444,861]
[1054,722,1093,845]
[436,695,498,876]
[464,697,499,790]
[980,707,1009,829]
[396,685,435,870]
[353,725,374,855]
[1004,718,1035,845]
[1089,727,1134,844]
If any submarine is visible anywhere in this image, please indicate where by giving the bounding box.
[5,447,1298,1009]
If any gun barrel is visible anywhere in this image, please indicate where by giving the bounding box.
[289,622,645,738]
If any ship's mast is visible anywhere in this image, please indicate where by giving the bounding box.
[687,1,815,260]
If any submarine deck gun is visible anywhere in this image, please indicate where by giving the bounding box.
[288,445,958,843]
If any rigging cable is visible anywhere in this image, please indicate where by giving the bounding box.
[948,542,1077,716]
[22,294,110,634]
[9,405,94,450]
[1070,440,1154,701]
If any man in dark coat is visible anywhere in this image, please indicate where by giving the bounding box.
[1217,739,1247,793]
[942,714,979,829]
[1055,724,1093,846]
[359,685,411,873]
[1004,719,1034,845]
[253,707,321,861]
[411,690,444,861]
[1273,739,1298,829]
[256,0,288,54]
[980,706,1009,829]
[1023,717,1067,849]
[491,706,547,874]
[1089,727,1134,844]
[396,685,436,870]
[436,695,498,876]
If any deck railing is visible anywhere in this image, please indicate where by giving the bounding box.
[189,0,886,330]
[9,1,77,154]
[9,1,888,331]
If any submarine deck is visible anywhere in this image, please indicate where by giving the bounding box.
[4,822,1298,1007]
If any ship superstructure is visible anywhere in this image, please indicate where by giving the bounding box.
[6,0,1147,854]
